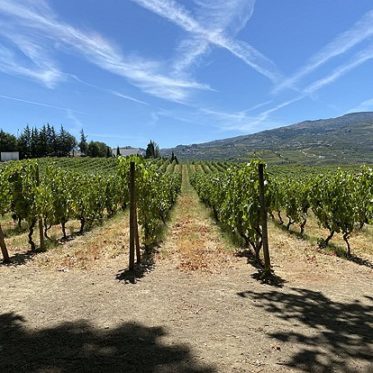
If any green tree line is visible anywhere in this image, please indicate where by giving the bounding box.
[0,125,112,159]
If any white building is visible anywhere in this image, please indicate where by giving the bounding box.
[69,149,84,157]
[0,152,19,162]
[112,147,143,157]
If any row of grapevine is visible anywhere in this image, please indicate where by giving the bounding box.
[118,157,181,247]
[191,161,233,174]
[0,160,125,257]
[191,161,372,257]
[0,157,181,262]
[38,157,119,174]
[269,177,310,234]
[269,166,373,255]
[191,160,266,260]
[165,160,179,174]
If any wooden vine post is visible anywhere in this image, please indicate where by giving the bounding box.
[258,163,271,274]
[36,164,45,251]
[0,224,10,263]
[134,206,141,264]
[129,161,140,271]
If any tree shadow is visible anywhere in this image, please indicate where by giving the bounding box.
[0,248,46,267]
[237,288,373,372]
[0,312,215,373]
[1,215,124,267]
[272,219,306,239]
[347,254,373,269]
[250,270,286,288]
[235,249,286,288]
[3,224,28,238]
[235,249,263,270]
[322,243,373,270]
[116,246,157,284]
[273,219,373,270]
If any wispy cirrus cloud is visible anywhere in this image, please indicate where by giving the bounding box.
[110,91,149,106]
[0,93,85,137]
[147,97,275,133]
[0,93,84,113]
[231,40,373,131]
[274,9,373,93]
[254,9,373,132]
[172,37,210,75]
[347,98,373,113]
[304,44,373,95]
[66,108,84,137]
[70,74,150,106]
[171,0,256,75]
[200,108,249,124]
[218,96,304,131]
[0,0,210,101]
[131,0,281,82]
[0,37,64,88]
[209,7,373,132]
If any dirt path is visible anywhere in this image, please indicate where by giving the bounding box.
[1,165,373,372]
[158,164,238,273]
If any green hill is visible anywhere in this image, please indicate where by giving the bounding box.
[163,112,373,164]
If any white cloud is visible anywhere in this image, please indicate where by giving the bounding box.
[243,100,273,113]
[69,75,150,105]
[171,0,256,75]
[110,91,149,106]
[200,107,248,122]
[172,37,210,75]
[274,9,373,93]
[66,108,83,127]
[304,44,373,95]
[0,93,83,112]
[221,96,304,131]
[347,98,373,113]
[257,96,304,119]
[0,0,210,101]
[0,38,64,88]
[131,0,281,82]
[65,108,84,137]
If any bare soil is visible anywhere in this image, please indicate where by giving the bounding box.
[1,165,372,372]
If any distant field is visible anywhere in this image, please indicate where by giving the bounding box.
[1,156,368,179]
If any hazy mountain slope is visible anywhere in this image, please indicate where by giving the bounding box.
[162,112,373,164]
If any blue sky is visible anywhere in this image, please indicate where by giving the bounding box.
[0,0,373,148]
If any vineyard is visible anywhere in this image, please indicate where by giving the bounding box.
[1,157,373,372]
[0,157,181,263]
[191,161,373,257]
[1,157,372,265]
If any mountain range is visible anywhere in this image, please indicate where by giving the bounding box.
[162,112,373,164]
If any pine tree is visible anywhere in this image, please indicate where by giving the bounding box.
[57,125,76,156]
[79,129,88,155]
[38,125,48,157]
[17,125,32,158]
[30,127,38,157]
[45,123,56,155]
[0,130,17,152]
[145,140,160,159]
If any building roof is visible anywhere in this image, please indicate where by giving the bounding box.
[69,149,84,157]
[112,147,142,156]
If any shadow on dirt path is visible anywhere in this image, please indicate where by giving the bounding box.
[0,312,215,373]
[238,287,373,372]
